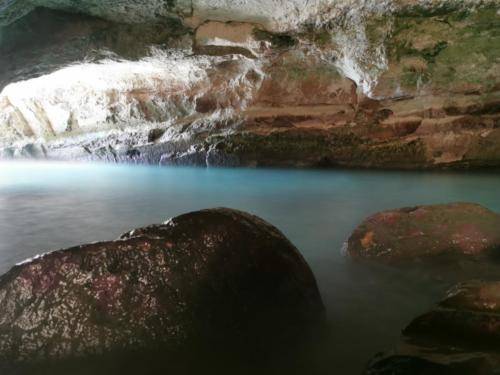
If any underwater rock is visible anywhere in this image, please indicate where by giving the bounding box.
[363,354,494,375]
[404,280,500,345]
[0,208,324,364]
[346,203,500,263]
[364,355,457,375]
[364,281,500,375]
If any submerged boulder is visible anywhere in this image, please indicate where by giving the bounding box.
[364,281,500,375]
[346,203,500,263]
[364,355,458,375]
[404,280,500,345]
[0,208,324,364]
[364,354,494,375]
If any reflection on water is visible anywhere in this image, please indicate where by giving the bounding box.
[1,161,500,374]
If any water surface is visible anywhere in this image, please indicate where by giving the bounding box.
[1,161,500,374]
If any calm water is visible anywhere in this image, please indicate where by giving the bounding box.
[1,161,500,374]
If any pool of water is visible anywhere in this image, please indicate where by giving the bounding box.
[1,161,500,374]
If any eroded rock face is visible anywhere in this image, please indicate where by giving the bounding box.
[0,50,264,159]
[0,208,324,364]
[346,203,500,262]
[194,21,262,58]
[0,1,499,169]
[0,8,191,90]
[0,0,190,26]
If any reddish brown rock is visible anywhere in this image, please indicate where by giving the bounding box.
[346,203,500,263]
[0,208,324,365]
[254,51,357,108]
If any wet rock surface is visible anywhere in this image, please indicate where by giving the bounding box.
[0,208,324,367]
[365,281,500,375]
[364,354,494,375]
[346,203,500,263]
[405,280,500,346]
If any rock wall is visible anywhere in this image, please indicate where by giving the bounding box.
[2,1,496,30]
[0,0,499,168]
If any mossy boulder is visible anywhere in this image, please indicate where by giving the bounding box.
[346,203,500,263]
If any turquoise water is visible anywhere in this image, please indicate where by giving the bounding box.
[1,161,500,374]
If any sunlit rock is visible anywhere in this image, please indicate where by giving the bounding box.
[0,51,264,157]
[0,52,208,139]
[194,21,263,58]
[0,8,192,90]
[0,0,191,26]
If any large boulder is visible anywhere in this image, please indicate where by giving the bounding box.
[0,208,324,366]
[346,203,500,263]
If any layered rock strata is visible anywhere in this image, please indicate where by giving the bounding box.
[0,1,499,169]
